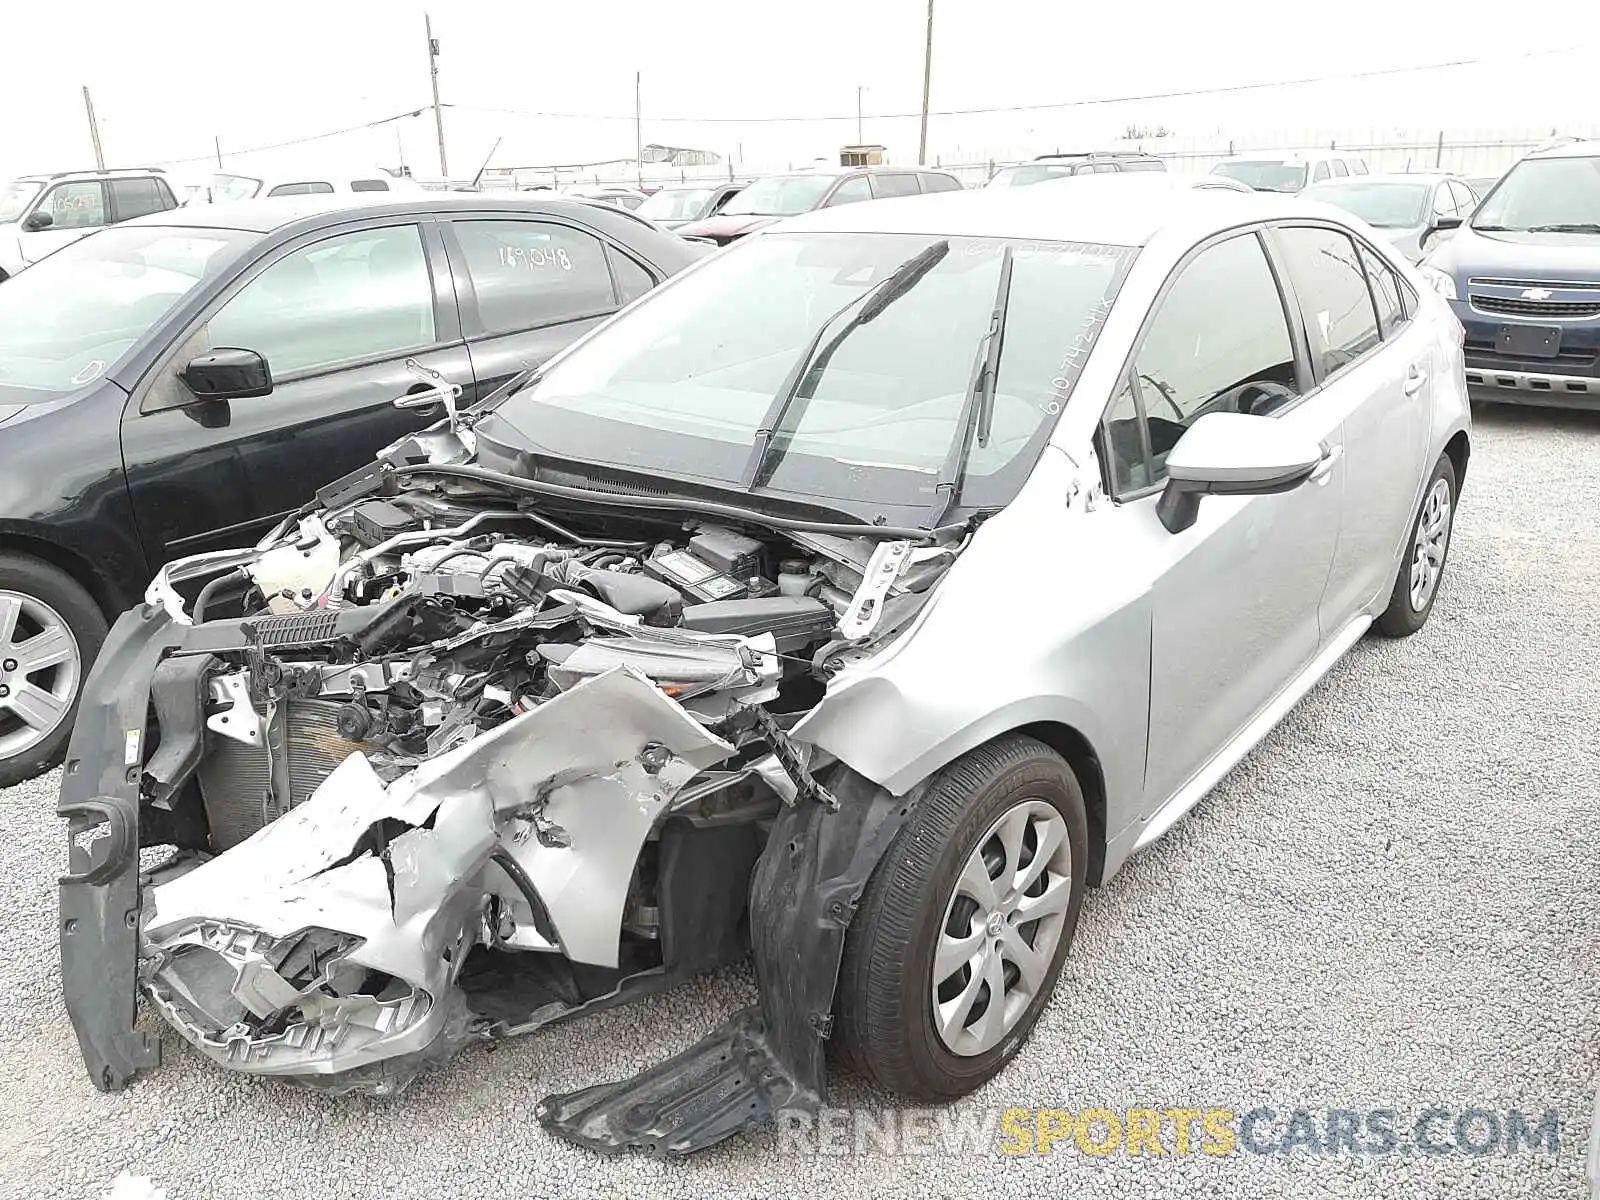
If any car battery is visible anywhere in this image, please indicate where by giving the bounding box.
[644,527,769,603]
[645,546,751,602]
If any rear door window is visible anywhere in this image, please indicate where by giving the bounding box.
[1273,226,1382,379]
[109,178,172,222]
[1331,159,1349,177]
[350,179,390,193]
[1358,243,1407,339]
[870,173,921,198]
[266,181,335,197]
[1311,162,1331,183]
[452,219,618,334]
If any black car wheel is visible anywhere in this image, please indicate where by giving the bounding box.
[834,734,1088,1100]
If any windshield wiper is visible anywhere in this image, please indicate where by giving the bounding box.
[925,246,1015,529]
[1526,223,1600,234]
[740,239,951,489]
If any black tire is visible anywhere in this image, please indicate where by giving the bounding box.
[1375,454,1458,639]
[0,553,107,788]
[834,734,1088,1100]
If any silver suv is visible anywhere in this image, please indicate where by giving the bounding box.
[0,168,178,279]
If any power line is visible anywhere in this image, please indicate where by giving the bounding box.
[443,44,1585,125]
[134,41,1588,168]
[147,109,425,167]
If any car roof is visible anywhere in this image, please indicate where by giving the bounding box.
[15,167,169,183]
[120,193,641,235]
[1308,172,1450,186]
[764,166,953,180]
[1529,138,1600,159]
[773,181,1306,247]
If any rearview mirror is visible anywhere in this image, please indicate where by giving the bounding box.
[21,211,53,232]
[1155,412,1331,534]
[182,348,273,402]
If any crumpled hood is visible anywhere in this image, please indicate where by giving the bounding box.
[1426,226,1600,284]
[673,213,779,242]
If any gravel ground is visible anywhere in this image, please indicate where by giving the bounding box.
[2,405,1599,1199]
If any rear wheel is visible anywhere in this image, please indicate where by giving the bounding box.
[0,554,106,787]
[1376,454,1457,638]
[834,735,1088,1100]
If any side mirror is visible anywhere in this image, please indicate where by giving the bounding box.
[182,348,273,401]
[1155,412,1332,534]
[1428,214,1463,237]
[22,211,53,232]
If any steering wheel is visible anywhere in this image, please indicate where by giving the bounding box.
[1234,380,1299,416]
[1139,373,1185,421]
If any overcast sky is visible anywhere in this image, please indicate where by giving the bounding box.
[3,1,1597,184]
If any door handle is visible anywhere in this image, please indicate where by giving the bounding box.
[1403,365,1429,395]
[1308,444,1342,485]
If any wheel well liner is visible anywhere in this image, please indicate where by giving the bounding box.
[1444,430,1470,492]
[1017,720,1108,886]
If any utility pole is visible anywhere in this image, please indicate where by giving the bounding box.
[82,86,106,170]
[917,0,934,164]
[214,135,223,169]
[426,13,449,181]
[857,86,865,144]
[635,71,643,189]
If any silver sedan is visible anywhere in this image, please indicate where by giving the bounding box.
[60,183,1469,1154]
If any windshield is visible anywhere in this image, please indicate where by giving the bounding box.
[721,175,835,217]
[986,163,1081,188]
[0,180,43,223]
[1306,181,1428,228]
[638,188,717,222]
[0,225,252,401]
[208,173,263,203]
[1212,160,1308,192]
[482,232,1136,522]
[1473,155,1600,232]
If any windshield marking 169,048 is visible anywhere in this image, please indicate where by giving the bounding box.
[481,231,1137,525]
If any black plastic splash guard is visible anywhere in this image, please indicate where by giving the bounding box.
[536,768,918,1154]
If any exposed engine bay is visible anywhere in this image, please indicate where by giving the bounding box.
[61,452,962,1136]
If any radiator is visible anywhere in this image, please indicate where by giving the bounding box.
[196,699,361,850]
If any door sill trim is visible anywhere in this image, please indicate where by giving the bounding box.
[1133,613,1372,851]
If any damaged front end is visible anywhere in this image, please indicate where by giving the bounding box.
[60,459,957,1149]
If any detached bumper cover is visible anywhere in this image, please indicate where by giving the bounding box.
[58,604,189,1090]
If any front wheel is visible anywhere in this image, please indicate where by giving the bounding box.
[0,554,106,787]
[834,734,1088,1100]
[1375,454,1457,638]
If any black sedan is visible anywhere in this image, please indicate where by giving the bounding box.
[0,194,700,785]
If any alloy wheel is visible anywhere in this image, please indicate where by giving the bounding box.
[1408,477,1453,612]
[931,799,1073,1056]
[0,590,82,763]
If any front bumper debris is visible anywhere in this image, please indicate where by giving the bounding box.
[60,608,921,1156]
